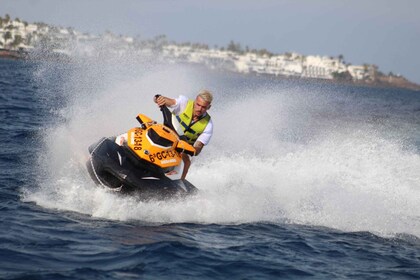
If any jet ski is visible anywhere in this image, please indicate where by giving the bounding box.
[86,101,198,200]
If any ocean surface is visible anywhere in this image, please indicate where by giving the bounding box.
[1,56,420,279]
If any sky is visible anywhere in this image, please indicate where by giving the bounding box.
[2,0,420,84]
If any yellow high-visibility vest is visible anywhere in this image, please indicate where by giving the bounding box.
[175,100,210,144]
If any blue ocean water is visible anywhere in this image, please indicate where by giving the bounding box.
[1,56,420,279]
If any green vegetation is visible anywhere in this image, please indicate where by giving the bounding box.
[3,31,12,47]
[332,71,352,81]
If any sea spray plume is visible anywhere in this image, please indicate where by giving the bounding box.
[23,39,420,238]
[200,82,420,236]
[25,39,208,215]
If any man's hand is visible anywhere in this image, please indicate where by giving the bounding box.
[154,95,175,107]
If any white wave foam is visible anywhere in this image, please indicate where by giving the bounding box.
[23,51,420,238]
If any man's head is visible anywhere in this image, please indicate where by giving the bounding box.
[193,90,213,118]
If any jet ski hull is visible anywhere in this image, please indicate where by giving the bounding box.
[86,137,198,200]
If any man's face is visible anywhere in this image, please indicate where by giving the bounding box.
[193,96,211,118]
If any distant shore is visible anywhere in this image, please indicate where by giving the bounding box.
[240,68,420,92]
[2,14,419,92]
[1,49,419,92]
[0,48,27,59]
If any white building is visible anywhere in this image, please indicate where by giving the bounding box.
[302,55,347,79]
[348,65,367,80]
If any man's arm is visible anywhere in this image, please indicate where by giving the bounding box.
[194,141,205,156]
[155,95,176,107]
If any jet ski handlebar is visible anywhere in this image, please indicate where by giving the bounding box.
[154,94,178,135]
[154,94,164,110]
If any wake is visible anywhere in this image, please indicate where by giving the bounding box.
[23,49,420,238]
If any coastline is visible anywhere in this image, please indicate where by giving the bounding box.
[0,48,27,60]
[1,49,419,92]
[244,69,420,92]
[1,15,419,92]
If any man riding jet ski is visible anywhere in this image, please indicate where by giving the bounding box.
[154,90,214,179]
[86,102,198,199]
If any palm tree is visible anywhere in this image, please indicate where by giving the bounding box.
[3,31,12,48]
[12,35,23,48]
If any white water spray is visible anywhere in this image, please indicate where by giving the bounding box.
[24,47,420,238]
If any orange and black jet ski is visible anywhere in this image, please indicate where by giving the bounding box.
[86,102,197,199]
